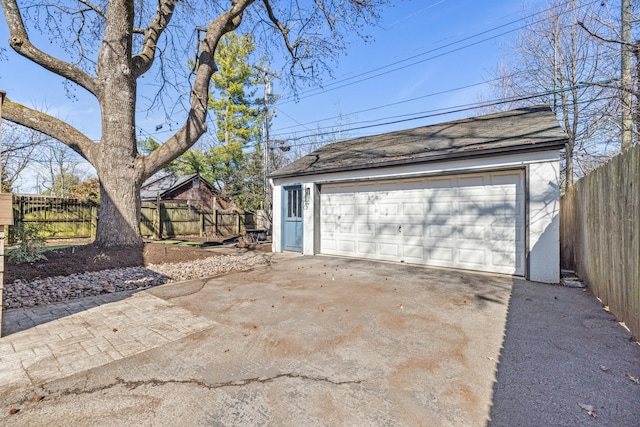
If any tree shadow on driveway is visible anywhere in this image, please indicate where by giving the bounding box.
[488,280,640,426]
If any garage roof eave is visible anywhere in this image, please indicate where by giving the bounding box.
[269,138,566,180]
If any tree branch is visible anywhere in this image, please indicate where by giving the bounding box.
[1,0,97,94]
[578,21,636,47]
[262,0,303,67]
[1,98,96,163]
[77,0,106,19]
[131,0,177,78]
[142,0,255,179]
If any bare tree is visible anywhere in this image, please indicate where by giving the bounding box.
[0,0,385,247]
[37,141,84,197]
[578,0,640,150]
[1,122,49,191]
[484,0,619,188]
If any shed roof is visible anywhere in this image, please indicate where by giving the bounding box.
[140,173,212,200]
[270,105,567,179]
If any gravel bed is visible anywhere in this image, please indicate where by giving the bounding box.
[3,252,270,310]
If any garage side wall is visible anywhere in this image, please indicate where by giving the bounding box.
[272,184,282,252]
[527,160,560,283]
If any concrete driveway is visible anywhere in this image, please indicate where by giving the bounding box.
[1,253,638,426]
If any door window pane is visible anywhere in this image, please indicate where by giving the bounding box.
[286,188,302,218]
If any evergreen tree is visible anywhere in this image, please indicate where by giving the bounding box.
[146,32,271,211]
[207,32,264,209]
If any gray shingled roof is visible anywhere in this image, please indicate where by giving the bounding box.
[270,105,567,179]
[141,173,205,200]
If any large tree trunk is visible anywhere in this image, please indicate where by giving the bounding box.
[92,0,142,247]
[95,164,143,247]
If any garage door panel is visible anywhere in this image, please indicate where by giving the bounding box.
[427,246,454,263]
[428,202,453,216]
[322,222,337,233]
[379,204,399,216]
[358,241,377,255]
[458,226,487,241]
[320,170,525,276]
[337,223,355,234]
[402,245,424,262]
[338,240,356,252]
[322,238,337,251]
[428,177,455,188]
[458,248,487,266]
[378,223,399,236]
[492,250,516,266]
[403,202,424,216]
[403,224,424,237]
[458,200,485,214]
[378,243,400,257]
[357,223,375,235]
[490,226,517,241]
[356,204,374,216]
[427,225,454,239]
[458,175,485,187]
[490,172,521,185]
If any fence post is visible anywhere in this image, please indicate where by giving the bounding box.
[154,192,161,240]
[236,212,241,235]
[212,197,218,237]
[199,209,205,237]
[18,196,24,224]
[91,205,98,238]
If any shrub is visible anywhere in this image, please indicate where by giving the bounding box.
[6,222,48,264]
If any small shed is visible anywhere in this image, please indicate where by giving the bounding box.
[141,173,228,210]
[269,106,567,284]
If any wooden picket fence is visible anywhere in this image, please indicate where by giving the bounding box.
[561,143,640,340]
[140,201,255,239]
[10,196,255,242]
[11,195,97,241]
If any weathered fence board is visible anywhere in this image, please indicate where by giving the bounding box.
[11,196,256,241]
[12,195,97,240]
[561,143,640,340]
[141,202,255,239]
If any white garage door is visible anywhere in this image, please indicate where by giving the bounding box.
[320,171,525,275]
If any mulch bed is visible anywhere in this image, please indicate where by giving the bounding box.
[5,238,272,283]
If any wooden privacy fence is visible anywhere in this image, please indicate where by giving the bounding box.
[10,196,255,241]
[140,201,255,239]
[11,195,97,241]
[561,144,640,340]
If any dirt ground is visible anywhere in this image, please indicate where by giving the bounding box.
[5,237,272,283]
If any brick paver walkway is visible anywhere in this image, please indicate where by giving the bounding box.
[0,290,214,396]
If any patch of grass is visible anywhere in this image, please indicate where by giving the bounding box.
[177,241,203,247]
[147,240,182,245]
[145,239,203,248]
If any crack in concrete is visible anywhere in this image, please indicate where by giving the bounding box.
[41,373,362,400]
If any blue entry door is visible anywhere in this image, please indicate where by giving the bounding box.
[283,185,303,252]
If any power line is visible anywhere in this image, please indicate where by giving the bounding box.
[272,67,556,134]
[276,0,603,105]
[273,77,615,141]
[278,81,615,148]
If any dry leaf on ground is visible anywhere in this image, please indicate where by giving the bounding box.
[625,373,640,384]
[578,403,597,418]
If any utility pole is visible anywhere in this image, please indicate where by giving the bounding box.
[621,0,633,150]
[262,71,272,211]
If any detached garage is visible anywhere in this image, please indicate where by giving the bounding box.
[270,106,567,284]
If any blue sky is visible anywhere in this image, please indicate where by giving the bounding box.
[268,0,542,145]
[0,0,550,191]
